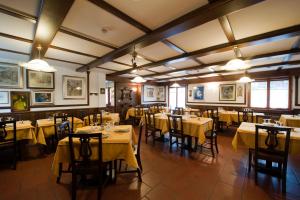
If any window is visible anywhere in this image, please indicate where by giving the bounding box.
[250,79,289,109]
[169,87,186,109]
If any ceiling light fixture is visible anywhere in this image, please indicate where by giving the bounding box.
[170,82,180,87]
[224,58,245,71]
[130,46,146,83]
[237,71,255,83]
[23,45,56,72]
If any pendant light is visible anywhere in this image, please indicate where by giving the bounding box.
[237,71,254,83]
[24,45,56,72]
[223,46,246,71]
[130,46,146,83]
[170,82,180,87]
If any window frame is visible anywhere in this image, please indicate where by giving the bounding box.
[249,77,291,110]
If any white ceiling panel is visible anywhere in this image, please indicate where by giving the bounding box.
[197,50,236,64]
[247,66,279,73]
[167,19,228,52]
[152,75,172,79]
[137,42,181,61]
[134,70,155,76]
[240,37,299,57]
[169,78,184,81]
[144,77,156,80]
[150,66,172,73]
[62,0,144,46]
[282,64,300,70]
[167,71,189,77]
[220,71,244,76]
[0,50,29,63]
[51,32,113,57]
[119,73,138,78]
[0,36,31,53]
[183,76,199,80]
[187,68,211,74]
[0,0,40,16]
[168,59,199,69]
[0,13,35,40]
[114,54,150,66]
[228,0,300,40]
[98,62,132,71]
[290,54,300,61]
[44,58,81,69]
[105,0,208,29]
[245,56,285,67]
[45,48,95,64]
[198,73,219,78]
[94,68,114,74]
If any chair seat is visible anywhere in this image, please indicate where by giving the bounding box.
[249,148,285,163]
[73,161,107,175]
[170,132,184,138]
[205,131,217,138]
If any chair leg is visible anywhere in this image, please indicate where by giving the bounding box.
[194,137,198,152]
[137,168,142,182]
[71,173,77,200]
[152,131,155,145]
[210,138,215,157]
[180,137,184,156]
[145,130,148,144]
[136,155,143,172]
[282,164,287,193]
[169,136,172,152]
[215,136,219,153]
[254,158,258,184]
[248,150,252,174]
[57,163,63,183]
[119,160,122,172]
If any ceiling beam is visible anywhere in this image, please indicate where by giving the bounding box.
[142,48,300,78]
[77,0,265,72]
[157,60,300,81]
[108,24,300,76]
[30,0,75,59]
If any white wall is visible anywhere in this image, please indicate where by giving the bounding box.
[0,60,106,113]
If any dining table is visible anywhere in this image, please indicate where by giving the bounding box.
[52,125,139,177]
[36,117,83,145]
[83,113,120,125]
[232,122,300,154]
[4,120,38,144]
[279,114,300,128]
[125,107,148,120]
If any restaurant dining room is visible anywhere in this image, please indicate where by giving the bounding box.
[1,0,300,199]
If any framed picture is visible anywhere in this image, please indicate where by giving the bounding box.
[157,86,165,101]
[219,84,236,101]
[0,65,23,88]
[27,70,55,89]
[31,91,54,105]
[10,91,30,112]
[142,85,166,102]
[100,88,105,94]
[193,86,204,100]
[236,84,244,97]
[0,91,9,104]
[63,75,86,99]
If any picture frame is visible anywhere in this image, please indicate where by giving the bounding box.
[142,85,166,102]
[31,90,54,105]
[63,75,86,99]
[219,84,236,101]
[100,88,105,94]
[236,84,244,97]
[193,86,204,100]
[0,91,9,104]
[10,91,30,112]
[26,70,55,89]
[0,65,23,88]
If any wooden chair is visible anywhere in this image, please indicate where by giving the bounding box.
[173,107,184,115]
[54,114,73,143]
[195,116,219,157]
[255,114,273,124]
[190,109,202,117]
[167,115,186,155]
[87,112,103,126]
[248,125,291,193]
[238,110,254,124]
[0,119,17,169]
[144,112,161,145]
[206,108,218,118]
[68,133,109,200]
[133,107,144,125]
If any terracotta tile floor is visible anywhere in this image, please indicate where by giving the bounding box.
[0,127,300,200]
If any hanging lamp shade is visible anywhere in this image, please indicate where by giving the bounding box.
[223,58,246,71]
[170,82,180,87]
[131,76,146,83]
[238,75,254,83]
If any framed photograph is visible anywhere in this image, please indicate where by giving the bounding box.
[219,84,236,101]
[27,70,55,89]
[10,91,30,112]
[142,85,166,102]
[100,88,105,94]
[236,84,244,97]
[63,75,86,99]
[193,86,204,100]
[157,86,165,101]
[147,88,154,97]
[31,91,54,105]
[0,65,23,88]
[0,91,9,104]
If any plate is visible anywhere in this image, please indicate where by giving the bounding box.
[114,128,129,133]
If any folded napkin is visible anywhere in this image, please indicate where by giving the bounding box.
[113,127,130,133]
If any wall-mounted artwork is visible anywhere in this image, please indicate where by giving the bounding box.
[0,65,23,88]
[31,91,54,105]
[0,91,9,104]
[236,84,244,97]
[193,86,204,100]
[219,84,236,101]
[143,85,165,102]
[10,91,30,112]
[27,70,54,89]
[63,76,86,99]
[100,88,105,94]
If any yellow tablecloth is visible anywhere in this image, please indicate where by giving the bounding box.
[4,121,37,144]
[232,122,300,154]
[36,117,83,145]
[143,114,212,144]
[52,125,138,177]
[126,108,148,119]
[83,113,120,125]
[279,115,300,128]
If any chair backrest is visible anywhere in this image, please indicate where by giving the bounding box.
[238,110,254,123]
[54,115,72,139]
[256,114,272,124]
[145,112,155,129]
[174,107,184,115]
[255,125,291,159]
[206,109,218,118]
[190,109,202,117]
[134,107,144,117]
[88,112,103,126]
[68,133,103,169]
[167,115,184,135]
[0,119,17,145]
[211,116,219,132]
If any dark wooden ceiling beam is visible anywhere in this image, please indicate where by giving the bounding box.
[77,0,265,72]
[30,0,75,59]
[108,24,300,76]
[157,60,300,81]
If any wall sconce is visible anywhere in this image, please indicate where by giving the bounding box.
[89,92,98,96]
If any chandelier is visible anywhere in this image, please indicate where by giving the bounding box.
[24,45,56,72]
[130,46,146,83]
